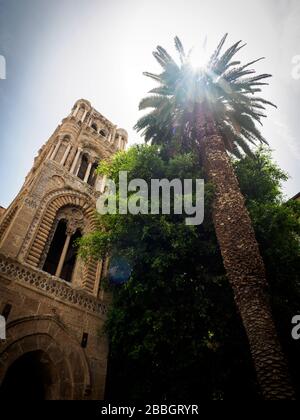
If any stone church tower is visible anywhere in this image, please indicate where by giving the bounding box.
[0,99,128,400]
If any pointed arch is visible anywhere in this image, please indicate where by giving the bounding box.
[23,189,99,294]
[0,315,91,400]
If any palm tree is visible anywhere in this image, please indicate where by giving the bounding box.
[135,34,294,399]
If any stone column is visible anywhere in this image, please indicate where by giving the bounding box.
[70,148,82,174]
[46,145,54,160]
[50,139,62,160]
[84,161,93,183]
[82,109,88,123]
[110,126,117,143]
[118,135,122,150]
[88,111,94,126]
[71,104,79,117]
[55,234,71,278]
[60,144,71,166]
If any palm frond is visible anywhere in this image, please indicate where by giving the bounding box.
[143,72,161,83]
[209,33,228,65]
[174,36,186,63]
[136,34,275,157]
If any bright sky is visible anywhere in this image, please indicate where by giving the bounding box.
[0,0,299,207]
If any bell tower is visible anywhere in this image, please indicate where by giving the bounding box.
[0,100,128,400]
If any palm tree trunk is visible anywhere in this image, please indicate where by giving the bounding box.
[196,112,295,399]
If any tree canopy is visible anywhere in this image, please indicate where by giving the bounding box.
[79,146,300,400]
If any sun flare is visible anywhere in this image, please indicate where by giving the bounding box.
[189,41,209,70]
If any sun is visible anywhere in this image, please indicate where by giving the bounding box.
[189,39,209,70]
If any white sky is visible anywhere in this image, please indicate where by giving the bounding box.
[0,0,299,207]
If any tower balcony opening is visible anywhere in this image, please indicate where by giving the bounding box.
[42,219,82,283]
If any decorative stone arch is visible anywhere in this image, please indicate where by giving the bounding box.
[39,205,85,276]
[61,134,71,142]
[79,138,107,161]
[54,134,73,164]
[73,99,91,110]
[76,106,86,121]
[0,315,91,400]
[74,143,103,187]
[22,189,99,294]
[58,133,72,149]
[74,100,91,123]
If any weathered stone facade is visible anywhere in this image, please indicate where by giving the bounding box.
[0,99,128,400]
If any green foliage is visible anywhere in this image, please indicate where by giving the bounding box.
[79,146,300,400]
[234,147,288,205]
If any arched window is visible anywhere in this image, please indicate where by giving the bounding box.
[42,219,82,283]
[54,143,66,163]
[76,106,85,121]
[77,106,87,121]
[91,123,98,132]
[53,135,71,164]
[87,161,99,187]
[43,220,67,276]
[77,154,89,180]
[99,129,106,138]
